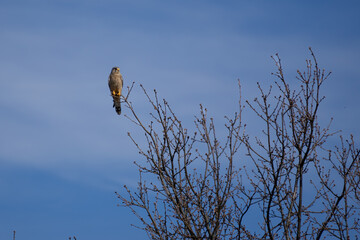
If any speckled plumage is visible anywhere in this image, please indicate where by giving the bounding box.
[108,67,123,115]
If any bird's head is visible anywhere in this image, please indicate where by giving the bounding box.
[112,67,120,73]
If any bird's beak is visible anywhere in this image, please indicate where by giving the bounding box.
[116,68,120,71]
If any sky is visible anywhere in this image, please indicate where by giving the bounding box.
[0,0,359,239]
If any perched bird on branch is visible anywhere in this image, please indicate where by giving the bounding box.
[108,67,123,115]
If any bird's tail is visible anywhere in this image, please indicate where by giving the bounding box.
[112,95,121,115]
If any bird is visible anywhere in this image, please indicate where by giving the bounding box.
[108,67,124,115]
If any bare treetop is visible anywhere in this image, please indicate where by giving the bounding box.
[116,49,360,240]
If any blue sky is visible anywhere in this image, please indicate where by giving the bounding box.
[0,0,359,239]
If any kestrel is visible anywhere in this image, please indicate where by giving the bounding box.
[108,67,123,115]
